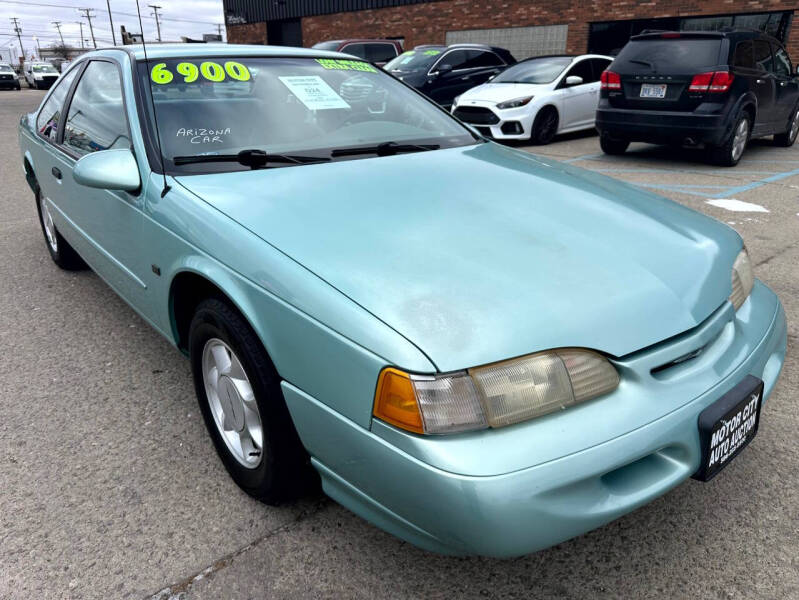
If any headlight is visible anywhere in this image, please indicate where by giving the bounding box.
[374,349,619,434]
[496,96,533,110]
[730,247,754,310]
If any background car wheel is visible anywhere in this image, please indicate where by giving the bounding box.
[530,106,559,145]
[189,298,316,505]
[710,113,750,167]
[599,133,629,155]
[35,187,86,270]
[774,106,799,147]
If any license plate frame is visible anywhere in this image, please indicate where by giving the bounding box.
[640,83,667,99]
[693,375,763,482]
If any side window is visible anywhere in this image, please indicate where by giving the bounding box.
[773,45,792,77]
[590,59,612,80]
[35,67,78,142]
[464,50,504,68]
[63,61,129,157]
[752,40,774,73]
[436,50,470,71]
[341,43,367,59]
[365,43,399,63]
[563,59,594,84]
[733,41,755,69]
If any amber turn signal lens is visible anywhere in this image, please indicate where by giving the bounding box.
[373,368,424,434]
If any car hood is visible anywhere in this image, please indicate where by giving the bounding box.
[459,82,551,103]
[176,143,741,372]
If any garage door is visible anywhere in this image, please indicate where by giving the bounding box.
[446,24,568,60]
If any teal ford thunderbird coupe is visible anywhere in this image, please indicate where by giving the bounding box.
[18,45,786,558]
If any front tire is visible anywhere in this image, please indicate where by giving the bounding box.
[599,132,629,155]
[774,106,799,147]
[35,187,86,270]
[189,298,316,505]
[530,106,559,145]
[710,113,749,167]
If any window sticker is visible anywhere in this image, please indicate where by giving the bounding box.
[423,50,441,56]
[176,127,231,144]
[278,76,351,110]
[315,58,378,73]
[151,61,251,84]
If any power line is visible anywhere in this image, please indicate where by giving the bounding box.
[0,0,220,25]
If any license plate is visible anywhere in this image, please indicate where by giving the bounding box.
[693,375,763,482]
[640,83,667,99]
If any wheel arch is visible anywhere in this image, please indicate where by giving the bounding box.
[23,149,38,193]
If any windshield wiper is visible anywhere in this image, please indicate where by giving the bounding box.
[331,141,440,158]
[173,149,330,169]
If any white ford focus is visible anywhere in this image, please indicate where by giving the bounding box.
[452,54,613,144]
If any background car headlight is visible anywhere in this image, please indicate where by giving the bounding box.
[730,247,754,310]
[496,96,533,110]
[374,349,619,434]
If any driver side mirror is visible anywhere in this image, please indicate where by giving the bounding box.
[565,75,584,86]
[73,149,141,192]
[435,63,453,76]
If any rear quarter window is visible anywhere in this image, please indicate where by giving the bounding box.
[615,39,723,72]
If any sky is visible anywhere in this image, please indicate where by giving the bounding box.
[0,0,225,62]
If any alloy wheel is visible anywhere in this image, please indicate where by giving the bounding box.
[731,118,749,162]
[201,338,264,468]
[39,195,58,253]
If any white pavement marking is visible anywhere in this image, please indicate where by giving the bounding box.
[705,199,769,212]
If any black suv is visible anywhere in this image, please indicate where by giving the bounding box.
[384,43,516,109]
[595,29,799,166]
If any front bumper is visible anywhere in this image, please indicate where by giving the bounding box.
[284,281,786,557]
[452,102,532,140]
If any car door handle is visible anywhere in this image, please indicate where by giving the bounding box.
[51,167,62,180]
[460,75,470,80]
[756,79,766,84]
[780,81,788,87]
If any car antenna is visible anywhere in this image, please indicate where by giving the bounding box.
[136,0,171,198]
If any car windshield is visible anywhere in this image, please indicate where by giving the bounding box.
[138,56,477,174]
[311,41,341,51]
[493,57,573,84]
[384,49,443,72]
[0,65,13,72]
[33,64,57,73]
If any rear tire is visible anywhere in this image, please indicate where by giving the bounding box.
[189,298,317,505]
[35,187,87,270]
[710,113,749,166]
[599,133,629,155]
[774,106,799,147]
[530,106,559,145]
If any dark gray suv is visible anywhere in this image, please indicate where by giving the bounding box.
[595,29,799,166]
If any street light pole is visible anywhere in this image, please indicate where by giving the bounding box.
[106,0,117,45]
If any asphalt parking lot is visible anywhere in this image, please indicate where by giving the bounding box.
[1,88,797,600]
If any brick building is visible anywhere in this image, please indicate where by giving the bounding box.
[224,1,796,61]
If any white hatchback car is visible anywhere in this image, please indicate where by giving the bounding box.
[452,54,613,144]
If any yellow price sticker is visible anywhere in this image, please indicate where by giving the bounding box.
[315,59,378,73]
[150,60,252,84]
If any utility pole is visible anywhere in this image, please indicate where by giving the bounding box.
[149,5,163,43]
[9,17,24,61]
[76,21,85,49]
[78,8,97,48]
[105,0,116,45]
[52,21,65,45]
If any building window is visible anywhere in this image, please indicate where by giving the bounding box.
[589,11,793,56]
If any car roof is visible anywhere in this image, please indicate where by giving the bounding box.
[632,28,782,45]
[95,43,364,62]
